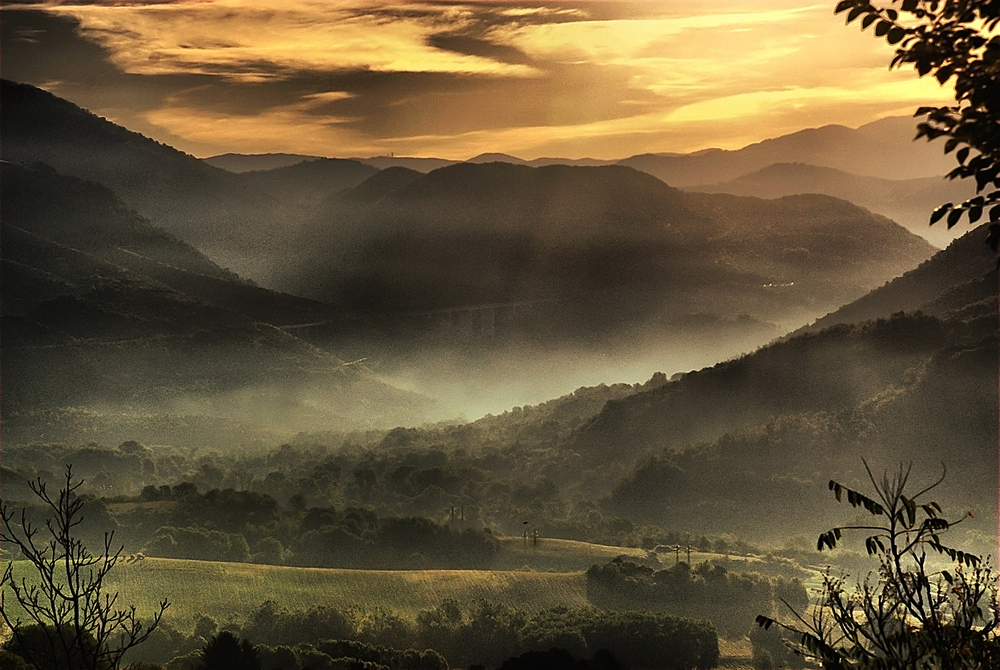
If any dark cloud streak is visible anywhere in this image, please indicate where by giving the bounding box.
[301,64,661,138]
[1,4,658,144]
[1,8,231,150]
[427,33,536,66]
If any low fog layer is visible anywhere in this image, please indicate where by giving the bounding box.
[367,321,780,421]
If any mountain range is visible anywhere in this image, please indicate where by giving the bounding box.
[3,80,938,366]
[2,75,995,524]
[0,80,377,285]
[208,116,954,184]
[203,115,971,251]
[280,161,935,349]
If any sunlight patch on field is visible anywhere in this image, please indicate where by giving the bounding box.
[103,559,590,628]
[494,537,648,571]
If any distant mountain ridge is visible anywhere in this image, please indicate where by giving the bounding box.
[196,115,965,254]
[205,152,612,174]
[689,162,975,248]
[203,116,953,185]
[279,160,935,351]
[204,152,324,172]
[620,117,956,187]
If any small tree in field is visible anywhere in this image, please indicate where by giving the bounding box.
[756,461,998,669]
[0,466,168,670]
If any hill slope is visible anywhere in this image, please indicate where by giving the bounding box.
[1,80,375,284]
[797,225,997,332]
[689,162,976,248]
[562,229,997,541]
[1,163,433,445]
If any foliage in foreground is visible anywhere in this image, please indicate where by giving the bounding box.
[835,0,1000,242]
[757,462,998,669]
[0,467,168,670]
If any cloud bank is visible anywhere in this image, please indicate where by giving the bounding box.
[1,0,952,158]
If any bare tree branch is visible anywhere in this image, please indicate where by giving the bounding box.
[0,466,169,670]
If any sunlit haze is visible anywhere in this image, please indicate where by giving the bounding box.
[2,0,952,159]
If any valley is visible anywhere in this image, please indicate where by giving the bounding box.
[1,77,996,670]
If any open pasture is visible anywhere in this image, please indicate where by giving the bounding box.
[103,558,590,627]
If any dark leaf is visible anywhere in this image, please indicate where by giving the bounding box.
[947,208,964,228]
[930,204,952,224]
[977,171,993,191]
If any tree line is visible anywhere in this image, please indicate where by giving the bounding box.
[585,558,807,638]
[129,598,718,670]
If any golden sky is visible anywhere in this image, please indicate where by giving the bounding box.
[1,0,953,159]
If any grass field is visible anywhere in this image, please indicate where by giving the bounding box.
[3,542,764,667]
[3,539,768,630]
[102,558,591,627]
[494,536,648,571]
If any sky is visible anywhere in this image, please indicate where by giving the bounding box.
[1,0,954,160]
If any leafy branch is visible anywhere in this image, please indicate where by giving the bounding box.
[835,0,1000,247]
[756,461,998,669]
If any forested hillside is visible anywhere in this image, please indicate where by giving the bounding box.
[1,163,432,438]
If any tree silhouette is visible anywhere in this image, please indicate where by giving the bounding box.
[0,466,168,670]
[200,631,262,670]
[834,1,1000,244]
[756,462,998,669]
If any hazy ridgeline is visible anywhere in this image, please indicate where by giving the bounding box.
[2,79,946,428]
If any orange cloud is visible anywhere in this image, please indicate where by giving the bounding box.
[17,0,956,158]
